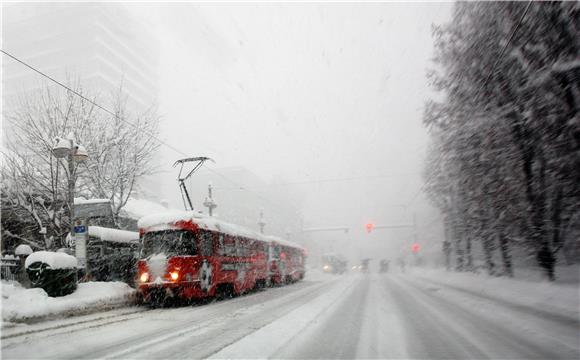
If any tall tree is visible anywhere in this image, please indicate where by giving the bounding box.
[424,2,580,280]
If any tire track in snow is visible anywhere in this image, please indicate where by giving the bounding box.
[388,274,578,359]
[96,279,340,359]
[1,279,333,359]
[411,274,579,328]
[355,274,409,359]
[211,277,359,359]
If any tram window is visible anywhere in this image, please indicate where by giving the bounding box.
[237,238,250,257]
[199,231,213,256]
[217,234,225,255]
[224,236,237,256]
[141,230,196,257]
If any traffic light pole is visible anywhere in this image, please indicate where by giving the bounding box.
[302,226,350,234]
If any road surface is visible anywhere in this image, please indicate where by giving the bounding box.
[2,273,578,359]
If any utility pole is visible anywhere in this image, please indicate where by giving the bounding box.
[413,212,418,244]
[67,137,75,250]
[302,226,350,234]
[203,183,218,216]
[258,210,266,234]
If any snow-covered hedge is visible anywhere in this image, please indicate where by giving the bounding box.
[14,244,33,256]
[25,251,77,270]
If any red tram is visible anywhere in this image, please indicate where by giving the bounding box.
[136,211,306,305]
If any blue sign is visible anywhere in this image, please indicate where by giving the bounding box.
[74,225,87,234]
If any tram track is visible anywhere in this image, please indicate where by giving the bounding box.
[1,277,340,359]
[1,307,149,341]
[93,278,341,359]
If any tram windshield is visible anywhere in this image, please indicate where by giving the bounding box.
[141,230,196,258]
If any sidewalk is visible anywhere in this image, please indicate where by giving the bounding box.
[409,266,579,321]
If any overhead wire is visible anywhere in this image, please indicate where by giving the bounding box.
[0,49,293,215]
[213,172,421,191]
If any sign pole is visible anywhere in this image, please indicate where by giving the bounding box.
[74,218,88,278]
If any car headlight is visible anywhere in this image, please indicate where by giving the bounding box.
[170,271,179,281]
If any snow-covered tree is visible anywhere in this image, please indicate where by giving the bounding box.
[424,2,580,280]
[1,81,160,250]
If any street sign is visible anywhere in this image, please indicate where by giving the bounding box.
[74,218,88,269]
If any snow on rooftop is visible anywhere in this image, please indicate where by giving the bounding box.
[25,251,77,270]
[14,244,33,256]
[139,211,305,250]
[1,280,135,322]
[74,198,110,205]
[121,198,172,220]
[88,226,139,244]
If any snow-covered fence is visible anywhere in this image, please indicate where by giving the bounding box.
[0,255,20,281]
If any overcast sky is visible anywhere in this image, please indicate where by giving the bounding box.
[3,2,453,258]
[131,3,452,239]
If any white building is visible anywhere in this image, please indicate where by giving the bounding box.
[2,3,158,113]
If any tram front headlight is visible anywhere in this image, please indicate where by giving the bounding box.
[140,272,149,283]
[170,271,179,281]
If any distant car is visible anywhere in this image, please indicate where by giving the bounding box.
[321,253,347,274]
[379,259,390,273]
[359,258,371,273]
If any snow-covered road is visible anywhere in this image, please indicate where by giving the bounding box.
[2,273,578,359]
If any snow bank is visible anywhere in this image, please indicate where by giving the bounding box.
[1,281,135,322]
[410,268,579,319]
[25,251,77,270]
[89,226,139,244]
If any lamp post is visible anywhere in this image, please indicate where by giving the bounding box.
[203,183,218,216]
[258,210,266,234]
[52,133,88,269]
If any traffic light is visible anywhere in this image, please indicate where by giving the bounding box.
[365,222,374,233]
[411,243,421,253]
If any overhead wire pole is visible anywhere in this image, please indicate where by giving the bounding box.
[302,226,350,234]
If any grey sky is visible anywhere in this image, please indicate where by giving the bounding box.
[133,3,451,234]
[3,2,452,258]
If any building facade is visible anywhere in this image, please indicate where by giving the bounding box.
[2,3,158,113]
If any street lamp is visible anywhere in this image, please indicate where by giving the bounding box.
[258,210,266,234]
[52,133,89,269]
[203,183,218,216]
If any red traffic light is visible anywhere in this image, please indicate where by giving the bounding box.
[365,223,374,233]
[411,243,421,253]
